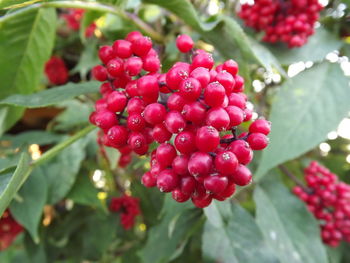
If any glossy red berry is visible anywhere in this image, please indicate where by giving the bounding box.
[156,143,177,168]
[92,65,108,81]
[204,175,228,194]
[113,40,132,58]
[143,103,167,125]
[231,165,252,186]
[176,34,194,53]
[157,169,179,192]
[249,119,271,135]
[107,91,127,113]
[165,111,186,134]
[195,126,220,152]
[214,151,239,175]
[142,171,157,187]
[188,152,213,177]
[174,131,196,154]
[247,133,269,150]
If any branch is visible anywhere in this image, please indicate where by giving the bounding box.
[278,165,312,193]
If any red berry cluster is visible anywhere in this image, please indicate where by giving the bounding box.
[293,161,350,247]
[109,195,141,230]
[60,8,97,38]
[89,32,271,208]
[44,56,69,85]
[0,210,23,250]
[239,0,323,47]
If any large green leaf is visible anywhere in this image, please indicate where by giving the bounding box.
[0,82,100,108]
[0,152,32,215]
[10,167,47,244]
[0,7,56,132]
[42,137,89,204]
[138,195,203,263]
[256,62,350,179]
[268,27,342,65]
[202,201,279,263]
[254,179,328,263]
[143,0,282,72]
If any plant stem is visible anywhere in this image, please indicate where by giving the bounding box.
[278,164,311,193]
[32,125,96,167]
[3,1,164,43]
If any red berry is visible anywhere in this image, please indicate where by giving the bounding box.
[180,176,196,195]
[113,40,132,58]
[165,111,186,134]
[249,119,271,135]
[223,60,238,75]
[157,169,179,192]
[172,188,191,202]
[172,155,190,175]
[92,65,108,81]
[204,82,226,107]
[174,131,196,154]
[192,194,212,208]
[179,78,202,101]
[143,103,167,125]
[137,75,159,97]
[127,114,146,132]
[227,140,253,165]
[192,51,214,70]
[206,107,230,131]
[152,123,172,143]
[156,143,177,168]
[225,106,244,127]
[176,34,194,53]
[124,57,143,76]
[231,165,252,186]
[214,151,239,175]
[142,171,157,187]
[204,175,228,194]
[99,45,115,64]
[190,67,210,88]
[107,125,128,147]
[132,36,152,56]
[94,110,118,130]
[195,126,220,152]
[215,71,235,94]
[107,58,123,77]
[247,133,269,150]
[183,102,207,125]
[167,92,186,112]
[107,91,127,113]
[188,152,213,177]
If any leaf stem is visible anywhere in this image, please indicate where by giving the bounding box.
[31,125,96,167]
[4,1,164,43]
[278,164,311,193]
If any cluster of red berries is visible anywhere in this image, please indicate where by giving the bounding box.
[0,210,23,250]
[44,56,69,85]
[60,8,97,38]
[293,161,350,247]
[109,195,141,230]
[239,0,323,47]
[89,32,271,208]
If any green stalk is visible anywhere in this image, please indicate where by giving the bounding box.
[1,1,164,43]
[31,125,96,167]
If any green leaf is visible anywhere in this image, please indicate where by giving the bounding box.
[0,7,56,131]
[71,40,99,79]
[256,62,350,179]
[0,152,32,216]
[1,131,63,149]
[139,195,202,263]
[0,82,100,108]
[254,179,328,263]
[143,0,282,72]
[268,27,342,65]
[202,201,279,263]
[52,100,93,131]
[67,172,106,211]
[10,167,47,244]
[42,137,89,204]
